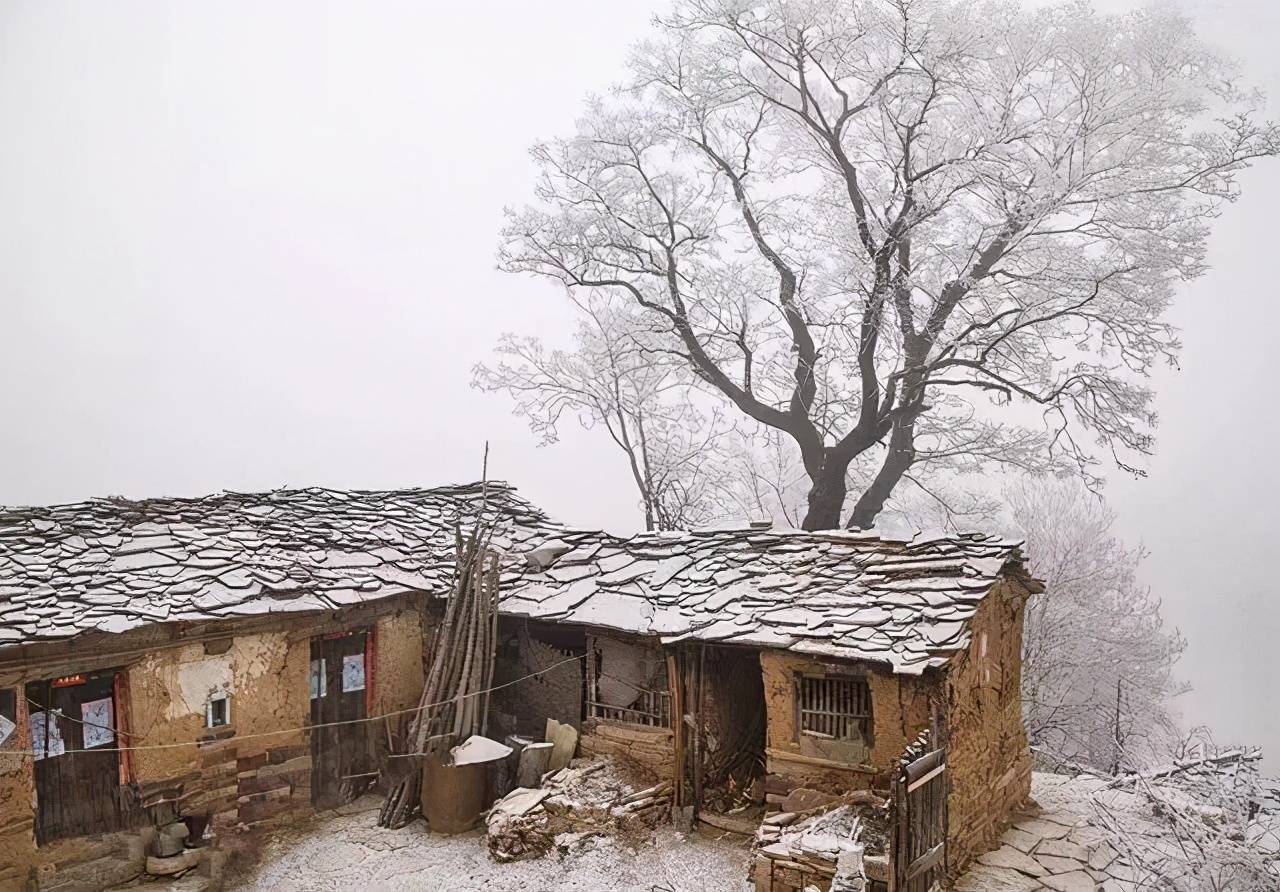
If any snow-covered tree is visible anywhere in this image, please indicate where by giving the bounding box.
[474,301,726,530]
[1086,739,1280,890]
[1006,477,1186,772]
[499,0,1279,530]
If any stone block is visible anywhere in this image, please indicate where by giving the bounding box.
[237,797,293,825]
[236,752,268,774]
[780,787,841,813]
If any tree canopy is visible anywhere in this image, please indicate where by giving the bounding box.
[499,0,1278,529]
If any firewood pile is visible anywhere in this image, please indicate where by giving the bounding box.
[486,759,672,862]
[380,517,503,829]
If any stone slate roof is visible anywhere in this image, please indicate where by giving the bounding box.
[0,484,1037,674]
[0,482,558,648]
[505,527,1037,674]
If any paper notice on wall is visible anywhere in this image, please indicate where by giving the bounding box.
[310,658,327,699]
[0,714,14,747]
[29,710,66,760]
[81,697,115,749]
[341,653,366,693]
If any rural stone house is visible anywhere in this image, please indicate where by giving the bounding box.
[493,526,1042,889]
[0,482,1041,891]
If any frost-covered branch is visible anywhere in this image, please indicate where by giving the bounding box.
[497,0,1280,529]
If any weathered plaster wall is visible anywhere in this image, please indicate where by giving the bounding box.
[119,629,314,839]
[372,608,426,719]
[127,632,307,785]
[760,650,938,794]
[0,597,432,891]
[944,579,1033,875]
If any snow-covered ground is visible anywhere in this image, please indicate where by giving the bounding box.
[227,797,752,892]
[226,768,1277,891]
[958,770,1279,891]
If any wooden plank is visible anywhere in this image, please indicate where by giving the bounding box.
[904,748,945,784]
[666,650,686,808]
[906,762,945,793]
[906,841,945,879]
[765,747,877,773]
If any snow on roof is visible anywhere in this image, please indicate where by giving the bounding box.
[0,482,558,647]
[504,526,1037,675]
[0,484,1036,674]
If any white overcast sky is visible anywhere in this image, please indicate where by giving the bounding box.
[1,0,1276,767]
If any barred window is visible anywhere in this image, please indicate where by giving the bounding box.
[797,675,872,741]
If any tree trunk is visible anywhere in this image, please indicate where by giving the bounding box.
[845,415,917,530]
[801,465,848,530]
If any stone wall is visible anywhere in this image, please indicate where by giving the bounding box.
[760,650,938,796]
[0,596,431,891]
[579,721,674,780]
[943,578,1033,875]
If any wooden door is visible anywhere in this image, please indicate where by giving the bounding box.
[309,631,375,809]
[26,670,131,844]
[893,746,947,892]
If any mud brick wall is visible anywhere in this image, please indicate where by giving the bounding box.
[124,630,312,832]
[0,688,38,890]
[370,606,428,765]
[943,578,1033,875]
[580,721,675,779]
[0,600,432,890]
[760,650,937,795]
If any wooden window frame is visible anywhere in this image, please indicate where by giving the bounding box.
[585,638,673,729]
[206,692,231,729]
[796,673,873,743]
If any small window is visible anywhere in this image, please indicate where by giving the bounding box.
[206,693,231,728]
[798,675,872,741]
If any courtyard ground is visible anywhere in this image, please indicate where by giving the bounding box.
[226,796,753,892]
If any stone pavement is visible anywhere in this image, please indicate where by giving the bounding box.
[954,805,1136,892]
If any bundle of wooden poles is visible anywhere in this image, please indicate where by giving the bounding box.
[379,518,502,829]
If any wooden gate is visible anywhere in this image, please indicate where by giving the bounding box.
[892,746,947,892]
[310,631,375,809]
[26,669,134,844]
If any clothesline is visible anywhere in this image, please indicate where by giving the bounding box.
[1,653,587,759]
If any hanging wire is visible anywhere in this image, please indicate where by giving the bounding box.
[2,652,586,759]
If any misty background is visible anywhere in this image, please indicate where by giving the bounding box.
[1,0,1275,769]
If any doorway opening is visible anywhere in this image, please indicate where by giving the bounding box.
[676,645,767,822]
